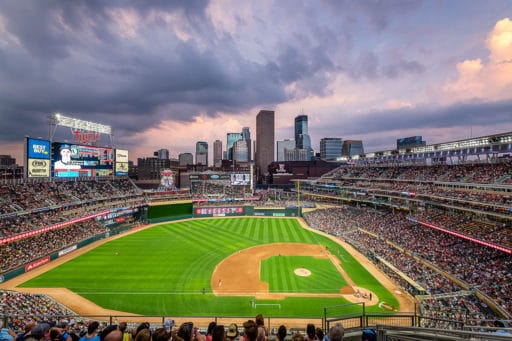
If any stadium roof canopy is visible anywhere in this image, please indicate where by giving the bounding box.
[338,131,512,164]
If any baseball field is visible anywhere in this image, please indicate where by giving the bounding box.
[16,217,409,318]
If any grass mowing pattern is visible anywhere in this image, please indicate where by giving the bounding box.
[20,218,399,317]
[261,256,347,293]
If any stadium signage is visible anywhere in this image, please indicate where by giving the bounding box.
[25,256,50,272]
[58,245,77,257]
[28,158,50,177]
[115,149,129,162]
[27,138,51,159]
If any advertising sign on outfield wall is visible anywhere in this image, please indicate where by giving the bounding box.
[25,256,50,272]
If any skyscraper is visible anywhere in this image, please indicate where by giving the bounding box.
[195,141,208,166]
[242,127,251,161]
[255,110,275,176]
[155,149,169,160]
[276,139,295,162]
[233,139,249,163]
[227,132,242,160]
[179,152,194,166]
[294,115,312,160]
[342,140,364,157]
[213,139,222,168]
[320,138,342,160]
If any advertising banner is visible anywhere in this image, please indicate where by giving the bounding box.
[25,256,50,272]
[27,158,50,178]
[115,149,129,163]
[27,138,51,159]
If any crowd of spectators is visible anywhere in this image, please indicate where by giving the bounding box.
[0,179,141,214]
[0,179,145,240]
[1,290,76,332]
[303,207,512,321]
[1,312,346,341]
[329,160,512,184]
[0,220,107,273]
[190,181,253,200]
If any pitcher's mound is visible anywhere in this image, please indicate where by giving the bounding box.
[294,268,312,277]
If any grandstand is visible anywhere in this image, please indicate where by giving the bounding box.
[1,132,512,339]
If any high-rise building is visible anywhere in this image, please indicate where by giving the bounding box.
[154,149,169,160]
[233,139,249,163]
[294,115,312,160]
[284,148,309,161]
[255,110,275,176]
[137,157,171,180]
[213,140,222,168]
[227,133,242,160]
[320,138,343,160]
[342,140,364,157]
[196,141,208,166]
[242,127,251,161]
[276,139,295,161]
[178,152,194,166]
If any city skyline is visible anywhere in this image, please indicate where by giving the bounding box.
[0,1,511,163]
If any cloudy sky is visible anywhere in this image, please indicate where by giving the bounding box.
[1,0,512,164]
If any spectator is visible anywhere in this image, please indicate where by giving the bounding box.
[328,324,343,341]
[79,322,99,341]
[226,324,238,341]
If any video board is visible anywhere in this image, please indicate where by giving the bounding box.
[52,142,114,178]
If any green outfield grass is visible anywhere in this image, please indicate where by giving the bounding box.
[261,256,347,293]
[20,218,399,317]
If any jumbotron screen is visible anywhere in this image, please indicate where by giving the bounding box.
[52,142,114,177]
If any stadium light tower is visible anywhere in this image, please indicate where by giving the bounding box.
[49,113,114,147]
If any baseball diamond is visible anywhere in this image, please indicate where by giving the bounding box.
[5,217,413,318]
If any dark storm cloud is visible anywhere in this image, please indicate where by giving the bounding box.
[0,0,289,143]
[317,99,512,136]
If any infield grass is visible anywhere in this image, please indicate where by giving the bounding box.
[20,218,398,317]
[261,256,347,293]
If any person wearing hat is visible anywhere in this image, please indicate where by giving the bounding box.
[226,324,238,341]
[54,144,81,170]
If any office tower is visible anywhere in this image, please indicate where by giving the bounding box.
[255,110,275,176]
[242,127,251,161]
[277,139,295,162]
[227,133,242,160]
[320,138,343,159]
[213,140,222,168]
[284,148,309,161]
[342,140,364,157]
[294,115,312,160]
[155,149,169,160]
[196,141,208,166]
[178,152,194,166]
[233,139,249,163]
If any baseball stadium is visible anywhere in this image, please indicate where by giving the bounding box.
[1,117,512,340]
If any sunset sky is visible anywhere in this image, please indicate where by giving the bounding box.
[1,1,511,164]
